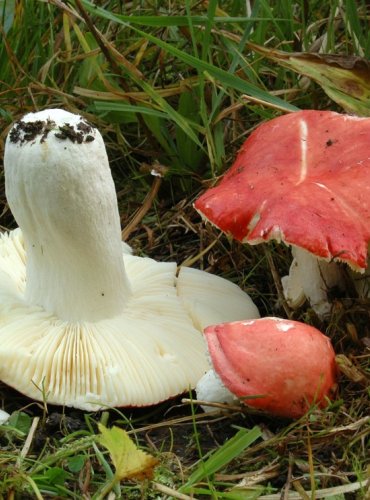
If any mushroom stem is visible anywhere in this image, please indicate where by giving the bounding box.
[282,246,344,318]
[4,110,132,322]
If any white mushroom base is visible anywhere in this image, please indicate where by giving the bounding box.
[196,369,238,412]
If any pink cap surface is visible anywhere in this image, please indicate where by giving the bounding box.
[195,110,370,270]
[204,317,338,418]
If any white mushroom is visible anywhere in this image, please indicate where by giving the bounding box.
[0,409,10,425]
[0,109,259,410]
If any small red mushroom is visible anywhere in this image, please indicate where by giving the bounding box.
[196,317,338,418]
[194,110,370,316]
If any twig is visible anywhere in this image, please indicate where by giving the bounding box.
[121,176,162,241]
[180,236,220,268]
[152,482,199,500]
[74,0,141,84]
[126,410,228,436]
[306,429,316,500]
[292,480,311,500]
[264,246,292,318]
[241,94,293,113]
[16,416,40,468]
[181,397,242,412]
[281,454,294,500]
[259,480,368,499]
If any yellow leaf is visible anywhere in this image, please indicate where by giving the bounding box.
[98,423,158,481]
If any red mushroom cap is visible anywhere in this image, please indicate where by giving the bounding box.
[195,110,370,270]
[204,317,338,418]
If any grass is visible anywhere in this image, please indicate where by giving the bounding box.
[0,0,369,498]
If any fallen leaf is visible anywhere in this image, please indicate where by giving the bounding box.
[249,43,370,116]
[98,423,158,481]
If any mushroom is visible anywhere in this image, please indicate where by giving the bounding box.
[196,317,338,418]
[0,109,259,410]
[0,409,10,425]
[194,110,370,317]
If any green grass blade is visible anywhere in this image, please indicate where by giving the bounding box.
[343,0,369,55]
[201,0,217,62]
[209,0,263,121]
[181,426,262,490]
[63,12,285,28]
[93,101,168,120]
[137,78,205,150]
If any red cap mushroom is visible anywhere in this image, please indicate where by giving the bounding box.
[196,317,338,418]
[194,110,370,316]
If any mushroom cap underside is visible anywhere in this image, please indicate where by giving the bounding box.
[0,229,259,410]
[0,229,207,409]
[195,110,370,271]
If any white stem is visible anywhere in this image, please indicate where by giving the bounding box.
[4,110,131,322]
[283,246,344,318]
